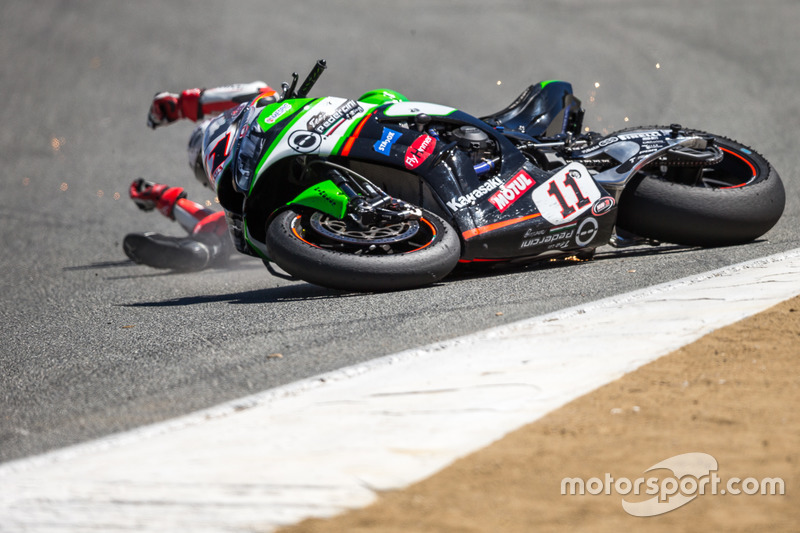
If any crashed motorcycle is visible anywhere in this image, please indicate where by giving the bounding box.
[200,60,785,291]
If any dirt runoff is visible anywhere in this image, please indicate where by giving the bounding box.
[278,294,800,533]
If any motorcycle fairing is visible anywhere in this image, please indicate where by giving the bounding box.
[453,163,616,261]
[338,104,528,198]
[481,80,583,138]
[331,104,615,260]
[243,97,378,193]
[235,93,615,262]
[288,179,349,219]
[569,128,714,189]
[381,101,457,118]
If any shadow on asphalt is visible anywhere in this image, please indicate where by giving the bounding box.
[64,255,265,280]
[62,259,137,271]
[121,283,353,306]
[116,243,705,307]
[449,243,696,282]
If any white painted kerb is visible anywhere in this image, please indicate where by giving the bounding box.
[2,249,799,532]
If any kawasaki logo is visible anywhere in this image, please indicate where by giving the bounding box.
[446,176,504,211]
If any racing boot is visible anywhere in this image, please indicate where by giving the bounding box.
[124,179,233,271]
[123,232,215,271]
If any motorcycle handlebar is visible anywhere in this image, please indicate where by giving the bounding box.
[296,59,327,98]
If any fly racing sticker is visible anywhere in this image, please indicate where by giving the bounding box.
[446,176,504,211]
[307,99,364,136]
[531,163,603,224]
[488,170,535,212]
[404,134,436,170]
[373,127,402,156]
[288,130,322,153]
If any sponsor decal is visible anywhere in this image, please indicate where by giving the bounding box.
[520,229,574,249]
[598,131,663,147]
[523,227,546,239]
[592,196,616,216]
[264,102,293,124]
[575,217,599,246]
[288,130,322,153]
[617,131,662,141]
[551,221,579,233]
[404,134,437,170]
[373,127,402,156]
[598,136,619,147]
[487,170,536,212]
[520,222,576,249]
[531,163,602,224]
[446,176,504,211]
[307,99,364,136]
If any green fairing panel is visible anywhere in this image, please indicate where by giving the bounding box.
[357,88,408,106]
[540,80,563,88]
[288,180,349,219]
[256,99,316,132]
[250,97,377,192]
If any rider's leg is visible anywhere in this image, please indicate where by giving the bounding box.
[123,180,232,271]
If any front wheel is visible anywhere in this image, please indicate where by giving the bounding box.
[616,129,785,247]
[265,208,461,291]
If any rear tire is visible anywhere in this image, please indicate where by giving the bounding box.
[616,129,785,246]
[265,208,461,291]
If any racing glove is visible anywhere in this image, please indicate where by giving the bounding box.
[146,89,203,129]
[129,178,187,219]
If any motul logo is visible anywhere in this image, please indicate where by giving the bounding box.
[488,170,535,212]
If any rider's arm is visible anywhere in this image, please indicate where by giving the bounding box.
[147,81,276,128]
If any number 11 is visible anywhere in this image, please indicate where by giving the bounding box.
[547,172,591,218]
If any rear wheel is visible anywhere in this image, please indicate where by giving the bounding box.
[616,129,785,246]
[265,208,461,291]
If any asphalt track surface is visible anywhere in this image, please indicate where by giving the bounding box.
[1,0,798,464]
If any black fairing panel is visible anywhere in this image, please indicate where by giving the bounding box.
[331,104,615,260]
[481,81,579,137]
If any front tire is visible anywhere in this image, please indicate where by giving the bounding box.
[265,208,461,291]
[616,129,785,247]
